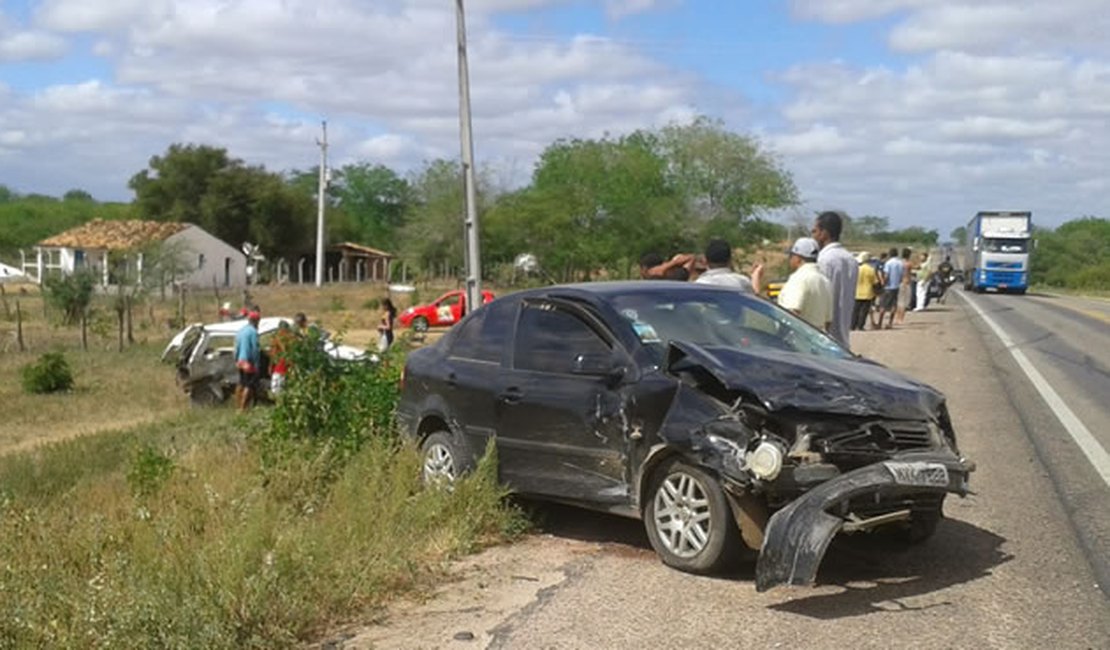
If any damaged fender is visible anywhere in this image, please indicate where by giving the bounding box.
[755,450,974,592]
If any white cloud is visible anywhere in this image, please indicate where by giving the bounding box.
[0,12,68,62]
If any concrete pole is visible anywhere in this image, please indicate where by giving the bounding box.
[315,120,328,287]
[456,0,482,314]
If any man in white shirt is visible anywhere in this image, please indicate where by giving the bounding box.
[778,237,833,332]
[694,239,761,292]
[812,211,858,350]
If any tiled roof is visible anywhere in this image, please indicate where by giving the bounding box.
[39,219,190,250]
[333,241,393,257]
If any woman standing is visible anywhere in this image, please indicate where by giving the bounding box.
[378,298,397,351]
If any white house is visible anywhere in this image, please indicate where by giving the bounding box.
[24,219,247,288]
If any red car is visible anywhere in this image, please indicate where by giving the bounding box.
[399,290,495,332]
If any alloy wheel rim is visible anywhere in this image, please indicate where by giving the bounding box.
[423,443,456,485]
[653,471,711,558]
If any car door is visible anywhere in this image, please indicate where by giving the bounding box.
[441,299,517,466]
[434,292,462,326]
[496,299,632,504]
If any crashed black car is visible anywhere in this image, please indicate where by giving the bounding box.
[396,282,974,590]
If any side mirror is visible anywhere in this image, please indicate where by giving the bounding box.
[572,350,632,385]
[972,237,981,252]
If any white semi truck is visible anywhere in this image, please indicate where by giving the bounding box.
[964,211,1032,294]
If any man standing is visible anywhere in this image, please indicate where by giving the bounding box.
[812,211,858,349]
[234,311,261,411]
[778,238,832,332]
[695,239,762,292]
[914,252,933,311]
[853,252,879,330]
[877,247,903,329]
[896,247,914,324]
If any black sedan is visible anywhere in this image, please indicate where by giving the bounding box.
[396,281,974,590]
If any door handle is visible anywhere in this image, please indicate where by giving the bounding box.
[446,372,457,387]
[499,387,523,404]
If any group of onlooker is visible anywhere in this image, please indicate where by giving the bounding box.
[640,210,861,352]
[859,247,937,331]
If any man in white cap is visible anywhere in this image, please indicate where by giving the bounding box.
[778,237,833,333]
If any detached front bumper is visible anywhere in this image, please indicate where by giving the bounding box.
[755,450,974,592]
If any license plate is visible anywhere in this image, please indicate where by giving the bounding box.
[884,461,949,487]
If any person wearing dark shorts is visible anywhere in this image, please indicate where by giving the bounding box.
[234,311,261,411]
[877,248,904,329]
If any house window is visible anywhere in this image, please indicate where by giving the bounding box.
[198,253,206,269]
[224,257,231,287]
[74,250,85,267]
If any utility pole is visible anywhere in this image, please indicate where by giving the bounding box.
[456,0,482,312]
[315,120,328,287]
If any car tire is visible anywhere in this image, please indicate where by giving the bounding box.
[189,383,225,407]
[643,459,741,574]
[895,500,944,544]
[412,316,429,333]
[421,431,472,488]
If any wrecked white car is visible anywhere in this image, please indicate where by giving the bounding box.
[161,317,367,406]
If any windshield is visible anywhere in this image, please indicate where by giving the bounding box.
[607,288,850,363]
[983,238,1028,253]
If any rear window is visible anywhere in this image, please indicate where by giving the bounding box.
[449,298,516,363]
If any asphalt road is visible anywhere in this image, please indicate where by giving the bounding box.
[955,289,1110,593]
[336,293,1110,650]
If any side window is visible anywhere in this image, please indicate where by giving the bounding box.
[449,310,487,360]
[514,303,610,374]
[449,299,516,363]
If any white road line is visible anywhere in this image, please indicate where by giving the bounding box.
[959,291,1110,488]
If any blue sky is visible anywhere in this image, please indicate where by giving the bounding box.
[1,0,1108,233]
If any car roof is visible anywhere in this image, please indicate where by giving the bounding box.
[512,280,752,302]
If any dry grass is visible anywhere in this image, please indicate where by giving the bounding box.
[0,280,467,454]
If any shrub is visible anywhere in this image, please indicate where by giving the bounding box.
[43,270,96,325]
[361,297,380,310]
[20,351,75,394]
[328,295,346,311]
[256,329,402,474]
[126,445,175,497]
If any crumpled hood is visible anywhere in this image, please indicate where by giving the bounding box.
[666,341,944,421]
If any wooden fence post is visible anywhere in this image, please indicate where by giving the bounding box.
[81,307,88,351]
[16,299,25,352]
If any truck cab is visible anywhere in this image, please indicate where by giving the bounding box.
[965,211,1032,294]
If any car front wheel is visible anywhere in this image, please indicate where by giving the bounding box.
[643,459,740,574]
[412,316,429,333]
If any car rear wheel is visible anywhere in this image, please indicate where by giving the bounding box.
[643,459,740,574]
[421,431,470,488]
[412,316,429,333]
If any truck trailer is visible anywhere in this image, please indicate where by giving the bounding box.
[964,211,1032,294]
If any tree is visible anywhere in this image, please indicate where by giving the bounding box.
[848,215,890,240]
[0,185,18,203]
[950,226,968,246]
[130,144,315,263]
[657,116,799,231]
[129,144,234,224]
[332,163,412,250]
[63,189,93,202]
[397,159,492,277]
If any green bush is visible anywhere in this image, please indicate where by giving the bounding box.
[43,270,96,325]
[328,295,346,311]
[20,351,75,394]
[126,445,175,497]
[256,329,402,472]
